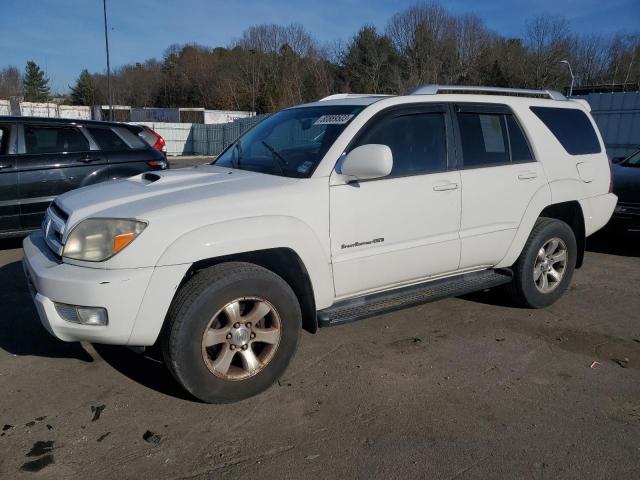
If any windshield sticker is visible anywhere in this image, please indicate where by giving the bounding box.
[314,114,354,125]
[297,161,314,174]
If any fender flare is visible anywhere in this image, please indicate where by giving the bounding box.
[156,215,335,309]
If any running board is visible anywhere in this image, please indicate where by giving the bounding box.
[317,269,512,327]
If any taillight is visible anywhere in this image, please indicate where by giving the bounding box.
[139,126,167,156]
[607,157,614,194]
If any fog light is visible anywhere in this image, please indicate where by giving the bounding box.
[55,303,108,326]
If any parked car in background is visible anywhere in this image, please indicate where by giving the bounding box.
[611,149,640,232]
[0,117,167,238]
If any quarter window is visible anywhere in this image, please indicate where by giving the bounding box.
[87,127,129,151]
[24,125,89,154]
[354,112,447,177]
[530,106,601,155]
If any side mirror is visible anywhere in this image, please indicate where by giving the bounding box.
[340,144,393,181]
[611,156,626,164]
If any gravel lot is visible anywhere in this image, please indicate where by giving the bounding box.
[0,217,639,478]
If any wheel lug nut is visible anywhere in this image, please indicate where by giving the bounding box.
[241,344,248,350]
[234,322,240,329]
[230,345,236,350]
[250,333,256,339]
[226,333,232,339]
[246,322,252,328]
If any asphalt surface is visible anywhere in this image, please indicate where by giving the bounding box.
[1,220,639,478]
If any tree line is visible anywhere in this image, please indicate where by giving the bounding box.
[1,2,638,113]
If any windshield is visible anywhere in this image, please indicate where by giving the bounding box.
[622,150,640,167]
[214,105,363,178]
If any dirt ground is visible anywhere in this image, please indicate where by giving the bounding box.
[0,229,639,479]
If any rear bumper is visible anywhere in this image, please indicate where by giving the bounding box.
[22,232,189,345]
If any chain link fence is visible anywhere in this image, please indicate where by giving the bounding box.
[132,114,269,156]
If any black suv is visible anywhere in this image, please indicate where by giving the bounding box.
[0,117,167,238]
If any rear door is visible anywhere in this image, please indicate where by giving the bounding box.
[453,104,547,268]
[16,122,108,229]
[0,122,21,234]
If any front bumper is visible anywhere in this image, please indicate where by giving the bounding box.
[22,232,189,345]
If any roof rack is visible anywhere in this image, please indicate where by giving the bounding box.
[409,85,567,101]
[319,93,394,101]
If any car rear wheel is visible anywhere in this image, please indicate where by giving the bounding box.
[162,262,301,403]
[506,217,577,308]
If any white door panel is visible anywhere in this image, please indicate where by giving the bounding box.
[330,172,461,297]
[459,162,546,268]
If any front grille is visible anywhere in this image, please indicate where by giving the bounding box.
[42,202,68,257]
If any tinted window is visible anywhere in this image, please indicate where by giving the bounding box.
[0,126,8,155]
[506,115,534,162]
[87,127,129,151]
[530,106,601,155]
[458,113,509,167]
[24,125,89,154]
[355,112,447,177]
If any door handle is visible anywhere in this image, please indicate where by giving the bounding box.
[79,155,99,163]
[0,164,12,170]
[433,182,459,191]
[518,171,537,180]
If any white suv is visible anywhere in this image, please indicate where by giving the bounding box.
[22,85,616,403]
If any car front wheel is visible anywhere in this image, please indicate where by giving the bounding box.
[162,262,301,403]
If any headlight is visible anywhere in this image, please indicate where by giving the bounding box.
[62,218,147,262]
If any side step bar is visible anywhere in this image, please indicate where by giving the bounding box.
[317,269,513,327]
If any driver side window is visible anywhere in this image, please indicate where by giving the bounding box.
[353,112,447,178]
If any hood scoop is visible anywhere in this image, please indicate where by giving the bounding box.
[142,172,161,184]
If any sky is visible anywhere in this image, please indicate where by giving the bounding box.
[1,0,638,93]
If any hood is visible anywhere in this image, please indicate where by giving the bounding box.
[613,163,640,204]
[55,165,298,226]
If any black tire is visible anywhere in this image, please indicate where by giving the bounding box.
[162,262,301,403]
[506,217,577,308]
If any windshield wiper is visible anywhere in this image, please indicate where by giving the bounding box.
[261,140,289,174]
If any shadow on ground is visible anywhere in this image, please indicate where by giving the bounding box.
[0,260,93,361]
[0,257,191,400]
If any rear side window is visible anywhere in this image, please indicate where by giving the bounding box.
[24,125,89,154]
[458,113,510,166]
[458,112,534,167]
[354,112,447,177]
[87,127,130,151]
[530,106,601,155]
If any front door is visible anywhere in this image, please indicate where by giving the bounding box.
[16,123,108,229]
[330,105,461,298]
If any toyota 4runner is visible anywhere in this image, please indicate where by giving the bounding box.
[22,85,617,403]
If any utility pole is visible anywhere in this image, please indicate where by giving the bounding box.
[560,60,575,97]
[103,0,113,120]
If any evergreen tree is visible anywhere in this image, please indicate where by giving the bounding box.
[69,69,98,105]
[23,61,50,102]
